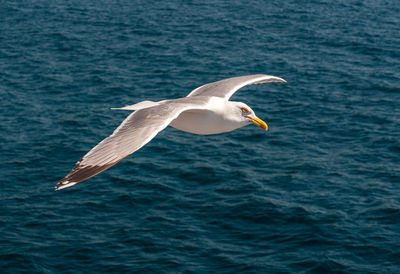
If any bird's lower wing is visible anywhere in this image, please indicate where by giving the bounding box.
[56,97,213,190]
[186,74,286,100]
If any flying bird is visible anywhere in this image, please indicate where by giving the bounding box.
[56,74,286,190]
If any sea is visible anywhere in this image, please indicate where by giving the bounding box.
[1,0,399,273]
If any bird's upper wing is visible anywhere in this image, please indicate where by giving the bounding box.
[186,74,286,100]
[56,97,213,190]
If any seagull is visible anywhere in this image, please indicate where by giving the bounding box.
[55,74,286,190]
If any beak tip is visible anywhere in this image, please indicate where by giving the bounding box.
[247,116,268,131]
[262,124,268,131]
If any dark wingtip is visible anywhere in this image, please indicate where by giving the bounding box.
[55,180,77,191]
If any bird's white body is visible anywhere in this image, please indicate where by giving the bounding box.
[56,74,286,190]
[170,97,249,135]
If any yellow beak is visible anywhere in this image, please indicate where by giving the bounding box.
[246,116,268,131]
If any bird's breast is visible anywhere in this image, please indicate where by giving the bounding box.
[169,109,241,135]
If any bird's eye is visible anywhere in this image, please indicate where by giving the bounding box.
[241,107,249,113]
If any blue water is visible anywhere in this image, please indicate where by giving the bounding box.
[1,0,399,272]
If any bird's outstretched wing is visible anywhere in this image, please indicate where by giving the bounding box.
[56,97,213,190]
[186,74,286,100]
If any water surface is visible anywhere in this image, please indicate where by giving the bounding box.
[1,0,399,272]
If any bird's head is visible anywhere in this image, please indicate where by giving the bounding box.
[230,102,268,131]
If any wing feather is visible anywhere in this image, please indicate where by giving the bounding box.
[186,74,286,100]
[56,97,212,190]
